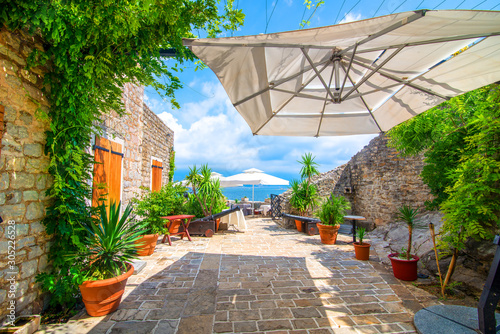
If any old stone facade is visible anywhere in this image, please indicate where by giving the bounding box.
[279,134,433,230]
[0,27,174,322]
[0,27,52,320]
[332,134,433,228]
[99,84,173,207]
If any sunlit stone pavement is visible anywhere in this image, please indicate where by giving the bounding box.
[37,217,442,334]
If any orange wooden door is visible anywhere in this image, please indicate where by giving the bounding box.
[151,160,163,192]
[92,137,122,207]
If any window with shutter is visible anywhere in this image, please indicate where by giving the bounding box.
[92,136,123,207]
[151,159,163,192]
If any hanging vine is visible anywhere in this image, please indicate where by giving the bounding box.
[0,0,243,308]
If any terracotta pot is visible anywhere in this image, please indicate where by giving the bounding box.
[317,223,340,245]
[79,264,134,316]
[135,234,159,256]
[295,220,303,232]
[353,242,371,261]
[388,253,420,281]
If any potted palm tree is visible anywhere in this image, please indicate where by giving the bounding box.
[72,201,146,316]
[388,204,420,281]
[315,195,351,244]
[288,179,318,231]
[353,227,370,260]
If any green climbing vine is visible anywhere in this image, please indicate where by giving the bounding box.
[169,150,176,183]
[1,0,243,309]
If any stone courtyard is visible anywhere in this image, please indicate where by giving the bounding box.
[37,218,443,334]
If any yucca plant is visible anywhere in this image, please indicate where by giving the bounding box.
[76,201,147,281]
[357,227,367,245]
[315,195,351,226]
[397,204,419,260]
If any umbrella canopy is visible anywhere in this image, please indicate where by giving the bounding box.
[224,168,289,186]
[184,10,500,137]
[181,172,243,188]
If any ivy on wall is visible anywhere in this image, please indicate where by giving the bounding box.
[1,0,243,308]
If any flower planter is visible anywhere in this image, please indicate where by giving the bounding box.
[388,253,420,281]
[295,220,303,232]
[1,315,40,334]
[317,223,340,245]
[135,234,159,256]
[79,264,134,316]
[353,242,371,261]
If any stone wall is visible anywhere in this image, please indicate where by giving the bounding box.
[332,134,433,229]
[140,103,173,190]
[0,27,52,320]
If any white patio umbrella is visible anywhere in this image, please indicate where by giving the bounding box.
[181,172,243,188]
[184,10,500,137]
[224,168,289,215]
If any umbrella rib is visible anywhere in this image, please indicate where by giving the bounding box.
[339,43,358,98]
[353,31,500,55]
[316,60,336,137]
[340,63,384,133]
[272,88,332,102]
[343,45,405,100]
[351,59,449,100]
[301,48,336,101]
[253,60,332,135]
[340,10,426,55]
[234,58,331,107]
[343,82,403,101]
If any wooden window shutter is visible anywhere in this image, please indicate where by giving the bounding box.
[151,159,163,192]
[92,137,123,207]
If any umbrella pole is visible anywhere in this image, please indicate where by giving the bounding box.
[252,184,255,217]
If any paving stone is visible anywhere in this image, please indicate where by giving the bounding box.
[108,321,157,334]
[292,318,318,329]
[257,319,293,331]
[153,319,178,334]
[229,309,261,321]
[213,322,233,333]
[146,307,183,320]
[259,308,293,319]
[348,303,388,315]
[291,307,323,318]
[234,321,259,332]
[350,315,381,325]
[177,314,213,334]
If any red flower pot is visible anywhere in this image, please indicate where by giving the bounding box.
[317,223,339,245]
[79,264,134,316]
[295,220,303,232]
[388,253,420,281]
[135,234,159,256]
[353,242,371,261]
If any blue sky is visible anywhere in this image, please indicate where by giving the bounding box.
[144,0,500,182]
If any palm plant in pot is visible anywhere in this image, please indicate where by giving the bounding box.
[315,195,351,244]
[353,227,370,260]
[288,179,318,231]
[132,183,186,255]
[388,204,420,281]
[72,201,146,316]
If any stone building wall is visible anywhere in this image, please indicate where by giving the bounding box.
[140,103,173,190]
[0,27,52,320]
[332,134,433,228]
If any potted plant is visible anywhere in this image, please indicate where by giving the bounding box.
[72,201,146,316]
[132,183,186,255]
[388,204,420,281]
[315,195,351,244]
[353,227,370,260]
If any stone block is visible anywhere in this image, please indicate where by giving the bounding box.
[24,143,43,157]
[0,203,25,220]
[25,158,48,172]
[10,173,35,189]
[30,221,45,234]
[0,173,8,190]
[17,236,35,249]
[5,157,25,171]
[20,259,38,279]
[15,223,29,236]
[28,245,43,259]
[36,175,46,189]
[26,202,44,220]
[6,190,22,204]
[23,190,39,201]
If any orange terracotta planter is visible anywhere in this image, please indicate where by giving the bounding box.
[317,223,339,245]
[295,220,303,232]
[353,242,371,261]
[135,234,159,256]
[79,264,134,316]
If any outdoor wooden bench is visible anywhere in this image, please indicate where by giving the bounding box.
[282,213,320,236]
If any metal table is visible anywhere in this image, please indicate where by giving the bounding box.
[160,214,195,246]
[343,215,366,243]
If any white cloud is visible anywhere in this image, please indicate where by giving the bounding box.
[339,12,363,24]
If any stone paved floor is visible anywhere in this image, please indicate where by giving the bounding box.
[38,218,443,334]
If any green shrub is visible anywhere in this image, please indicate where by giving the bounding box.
[315,195,351,226]
[131,183,187,234]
